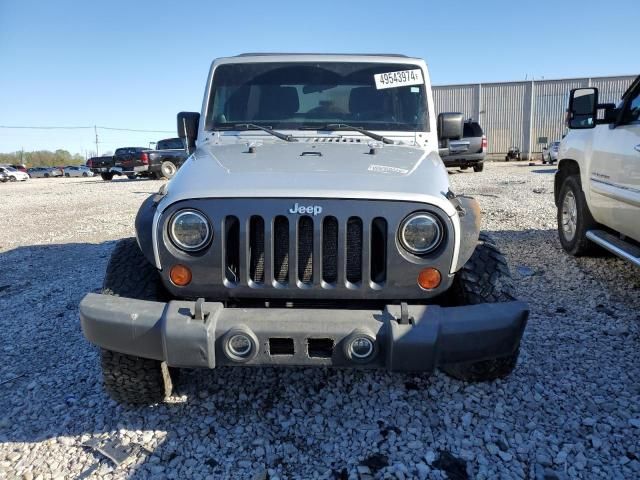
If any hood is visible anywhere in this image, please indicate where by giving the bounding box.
[160,139,455,216]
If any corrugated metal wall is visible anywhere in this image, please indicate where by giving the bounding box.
[530,79,587,151]
[481,82,529,154]
[433,75,635,156]
[433,84,477,120]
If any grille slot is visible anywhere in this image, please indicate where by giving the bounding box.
[346,217,363,284]
[249,216,265,284]
[224,216,240,284]
[298,216,314,284]
[273,216,289,284]
[322,216,338,284]
[371,217,387,284]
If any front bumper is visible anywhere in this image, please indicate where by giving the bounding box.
[80,293,528,372]
[443,153,485,167]
[116,165,148,175]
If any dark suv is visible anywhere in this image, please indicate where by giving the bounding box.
[442,121,486,172]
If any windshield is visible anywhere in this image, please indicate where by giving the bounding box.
[206,62,428,132]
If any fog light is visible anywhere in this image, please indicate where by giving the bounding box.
[170,264,192,286]
[349,337,374,359]
[228,334,252,357]
[223,329,258,362]
[417,267,441,290]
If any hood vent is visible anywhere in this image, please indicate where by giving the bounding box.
[301,137,363,143]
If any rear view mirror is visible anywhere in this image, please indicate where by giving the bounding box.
[177,112,200,153]
[568,88,598,129]
[437,112,464,141]
[437,112,464,156]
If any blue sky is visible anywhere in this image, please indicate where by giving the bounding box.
[0,0,636,155]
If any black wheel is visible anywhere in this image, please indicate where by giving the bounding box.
[459,166,469,170]
[44,173,50,178]
[9,176,17,182]
[441,233,521,382]
[100,238,175,404]
[65,173,70,177]
[82,172,88,177]
[504,156,509,162]
[473,162,484,172]
[557,175,599,256]
[100,350,175,405]
[101,172,114,181]
[127,175,137,180]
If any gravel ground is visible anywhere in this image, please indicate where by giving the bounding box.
[0,163,638,480]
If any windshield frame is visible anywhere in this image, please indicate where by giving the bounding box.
[204,60,430,134]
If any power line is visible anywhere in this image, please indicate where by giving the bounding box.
[0,125,92,130]
[0,125,174,133]
[96,126,174,133]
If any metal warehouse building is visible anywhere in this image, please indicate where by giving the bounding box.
[433,75,635,159]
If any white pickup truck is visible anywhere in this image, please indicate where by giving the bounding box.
[555,75,640,266]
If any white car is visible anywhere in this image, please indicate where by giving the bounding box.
[555,75,640,266]
[0,166,29,182]
[64,166,94,177]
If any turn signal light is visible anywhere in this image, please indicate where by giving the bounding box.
[170,264,192,286]
[417,267,441,290]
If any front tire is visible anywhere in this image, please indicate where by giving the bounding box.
[101,172,114,181]
[100,238,175,404]
[9,176,17,182]
[557,175,598,256]
[441,233,521,382]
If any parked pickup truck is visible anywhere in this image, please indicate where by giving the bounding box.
[143,137,188,179]
[555,74,640,266]
[108,140,188,181]
[441,120,487,172]
[87,156,117,180]
[111,147,149,180]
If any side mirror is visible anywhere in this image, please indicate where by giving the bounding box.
[567,88,598,129]
[177,112,200,153]
[437,112,464,157]
[437,112,464,141]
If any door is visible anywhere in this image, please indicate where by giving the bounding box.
[589,83,640,241]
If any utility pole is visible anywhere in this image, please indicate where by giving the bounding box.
[94,125,99,156]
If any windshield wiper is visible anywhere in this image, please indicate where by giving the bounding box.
[221,123,298,142]
[306,123,394,144]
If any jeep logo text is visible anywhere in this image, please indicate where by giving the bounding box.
[289,203,323,216]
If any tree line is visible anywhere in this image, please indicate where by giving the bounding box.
[0,149,87,168]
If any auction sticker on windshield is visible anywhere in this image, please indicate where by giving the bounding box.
[374,69,423,89]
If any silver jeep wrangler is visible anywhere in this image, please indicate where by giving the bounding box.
[80,54,528,404]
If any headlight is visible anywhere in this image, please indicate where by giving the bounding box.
[169,210,212,251]
[399,212,443,254]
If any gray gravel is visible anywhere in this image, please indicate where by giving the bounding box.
[0,164,638,479]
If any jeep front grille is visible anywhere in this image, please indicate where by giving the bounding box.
[225,214,387,288]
